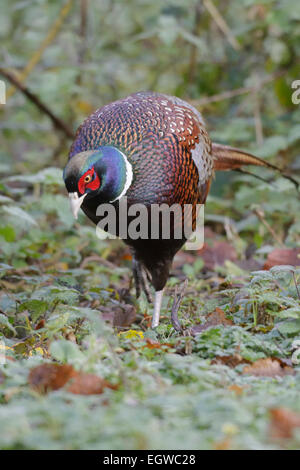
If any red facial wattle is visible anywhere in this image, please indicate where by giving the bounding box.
[78,167,100,194]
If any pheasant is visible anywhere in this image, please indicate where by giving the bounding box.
[63,91,294,328]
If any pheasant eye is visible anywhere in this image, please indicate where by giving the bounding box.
[78,166,100,194]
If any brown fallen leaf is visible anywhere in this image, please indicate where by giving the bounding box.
[101,304,136,327]
[243,357,294,377]
[212,354,251,368]
[236,258,262,271]
[264,248,300,270]
[29,363,117,395]
[35,319,45,330]
[142,338,173,350]
[227,384,245,396]
[121,253,132,261]
[213,438,232,450]
[173,251,196,269]
[29,364,76,393]
[67,372,117,395]
[191,307,233,335]
[269,408,300,440]
[204,226,218,240]
[198,241,237,270]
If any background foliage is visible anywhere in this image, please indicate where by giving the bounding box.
[0,0,299,450]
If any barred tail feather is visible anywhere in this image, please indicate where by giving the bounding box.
[212,143,299,191]
[212,143,277,170]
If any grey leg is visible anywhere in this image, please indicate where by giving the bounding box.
[152,290,164,328]
[132,257,153,303]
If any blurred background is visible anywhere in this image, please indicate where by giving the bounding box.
[1,0,299,180]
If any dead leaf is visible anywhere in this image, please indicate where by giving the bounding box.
[198,241,237,270]
[173,251,195,269]
[212,354,251,368]
[4,387,20,402]
[35,319,45,330]
[67,373,117,395]
[121,253,132,261]
[236,258,262,271]
[28,363,117,395]
[0,370,5,384]
[269,408,300,440]
[264,248,300,270]
[142,338,173,350]
[29,364,76,393]
[227,384,245,396]
[101,304,136,327]
[191,307,233,335]
[213,438,232,450]
[64,330,77,342]
[243,357,294,377]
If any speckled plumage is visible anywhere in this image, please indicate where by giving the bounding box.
[69,91,214,209]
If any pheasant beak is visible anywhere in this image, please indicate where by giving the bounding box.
[68,192,87,219]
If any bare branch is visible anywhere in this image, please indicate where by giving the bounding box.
[0,67,75,140]
[189,72,285,107]
[171,279,188,332]
[203,0,240,51]
[6,0,74,99]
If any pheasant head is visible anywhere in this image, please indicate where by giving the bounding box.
[63,146,133,218]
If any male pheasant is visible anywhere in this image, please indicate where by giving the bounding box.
[63,91,287,328]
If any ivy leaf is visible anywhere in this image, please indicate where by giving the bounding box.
[0,314,16,335]
[277,319,300,336]
[50,339,84,364]
[2,205,37,227]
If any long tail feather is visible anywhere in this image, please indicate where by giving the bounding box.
[212,143,299,191]
[212,143,276,171]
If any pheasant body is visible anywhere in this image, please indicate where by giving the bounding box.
[64,91,279,327]
[69,92,213,207]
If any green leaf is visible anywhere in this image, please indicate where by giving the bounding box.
[50,339,84,363]
[277,319,300,336]
[0,225,15,242]
[18,300,48,321]
[2,205,37,227]
[0,314,16,335]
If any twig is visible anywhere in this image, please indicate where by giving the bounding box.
[253,86,264,146]
[187,1,203,84]
[253,207,284,247]
[79,0,88,61]
[292,272,300,301]
[77,0,88,86]
[0,67,75,139]
[80,255,117,270]
[189,72,284,107]
[203,0,240,51]
[105,337,129,388]
[171,279,188,332]
[234,168,275,186]
[6,0,74,99]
